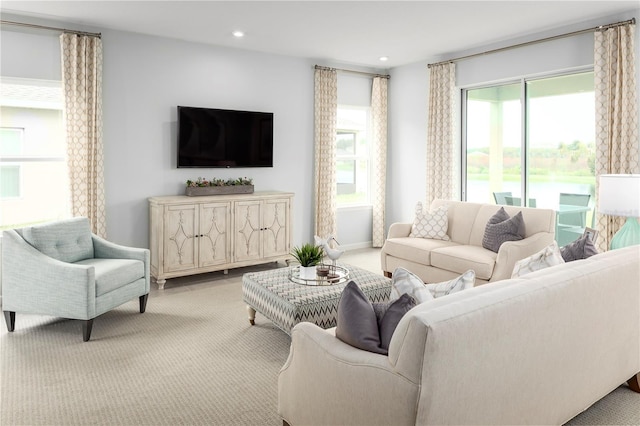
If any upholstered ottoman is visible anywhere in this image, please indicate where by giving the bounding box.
[242,264,391,335]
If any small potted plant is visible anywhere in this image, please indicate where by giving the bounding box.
[291,243,324,280]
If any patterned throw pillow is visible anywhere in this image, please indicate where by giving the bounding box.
[424,269,476,298]
[482,207,526,253]
[560,235,599,262]
[389,267,434,303]
[511,241,565,278]
[409,203,450,241]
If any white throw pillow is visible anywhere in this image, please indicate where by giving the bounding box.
[511,241,565,278]
[409,202,451,241]
[389,267,433,304]
[424,270,476,298]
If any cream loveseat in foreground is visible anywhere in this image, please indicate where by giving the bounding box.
[278,246,640,425]
[381,199,556,284]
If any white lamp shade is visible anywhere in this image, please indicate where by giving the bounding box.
[598,174,640,217]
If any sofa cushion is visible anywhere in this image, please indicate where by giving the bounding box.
[374,294,417,351]
[560,235,599,262]
[383,237,458,267]
[511,241,565,278]
[76,258,145,296]
[410,203,450,241]
[430,245,496,280]
[389,267,433,303]
[336,281,387,355]
[425,269,475,297]
[482,208,526,253]
[20,217,94,263]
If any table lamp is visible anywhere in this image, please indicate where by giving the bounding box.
[598,174,640,249]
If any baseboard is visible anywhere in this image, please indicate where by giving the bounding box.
[341,241,374,251]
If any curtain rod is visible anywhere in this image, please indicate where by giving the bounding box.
[0,20,101,38]
[428,17,635,68]
[314,65,390,79]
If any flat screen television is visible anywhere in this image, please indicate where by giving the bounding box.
[177,106,273,168]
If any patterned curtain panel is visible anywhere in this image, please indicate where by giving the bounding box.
[314,68,338,238]
[60,33,106,237]
[371,77,388,247]
[594,24,639,251]
[426,63,456,204]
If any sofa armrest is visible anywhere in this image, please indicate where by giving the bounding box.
[387,222,412,239]
[278,322,419,426]
[92,235,150,292]
[491,232,555,281]
[1,229,96,319]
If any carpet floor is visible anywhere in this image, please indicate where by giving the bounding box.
[1,248,638,425]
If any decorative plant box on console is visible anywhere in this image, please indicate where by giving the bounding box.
[185,185,254,197]
[148,191,293,289]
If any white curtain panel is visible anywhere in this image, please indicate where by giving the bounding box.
[61,33,106,237]
[426,62,456,204]
[314,68,338,239]
[594,23,639,251]
[371,77,388,247]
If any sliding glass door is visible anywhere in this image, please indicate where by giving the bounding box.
[463,71,596,246]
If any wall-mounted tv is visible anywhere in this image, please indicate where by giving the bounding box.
[177,106,273,168]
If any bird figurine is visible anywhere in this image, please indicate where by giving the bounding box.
[314,235,344,274]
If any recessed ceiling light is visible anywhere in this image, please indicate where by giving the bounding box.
[379,56,389,62]
[232,31,244,38]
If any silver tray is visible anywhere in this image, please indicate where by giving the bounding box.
[288,264,350,286]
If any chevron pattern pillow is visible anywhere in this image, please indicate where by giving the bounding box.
[409,202,450,241]
[511,241,565,278]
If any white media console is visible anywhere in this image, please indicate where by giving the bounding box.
[148,191,293,289]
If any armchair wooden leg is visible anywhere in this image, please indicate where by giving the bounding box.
[82,319,94,342]
[627,373,640,393]
[3,311,15,332]
[139,294,149,313]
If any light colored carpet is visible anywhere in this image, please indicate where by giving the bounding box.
[1,248,638,425]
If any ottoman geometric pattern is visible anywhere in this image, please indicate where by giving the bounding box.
[242,263,392,335]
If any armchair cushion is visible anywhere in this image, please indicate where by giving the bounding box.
[75,258,145,296]
[20,217,94,263]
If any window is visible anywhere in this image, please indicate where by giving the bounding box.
[0,127,24,198]
[0,77,70,229]
[336,105,371,206]
[463,71,596,246]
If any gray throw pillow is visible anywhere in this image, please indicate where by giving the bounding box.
[336,281,387,355]
[560,235,599,262]
[376,294,416,351]
[482,207,526,253]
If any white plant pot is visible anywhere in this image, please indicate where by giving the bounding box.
[299,265,317,280]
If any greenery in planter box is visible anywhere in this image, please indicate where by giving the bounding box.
[290,243,324,267]
[186,177,253,187]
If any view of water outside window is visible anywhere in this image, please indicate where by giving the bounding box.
[336,105,371,206]
[0,77,70,229]
[465,71,596,246]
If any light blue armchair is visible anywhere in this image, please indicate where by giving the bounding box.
[1,217,150,341]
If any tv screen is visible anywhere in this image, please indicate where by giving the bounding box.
[177,106,273,168]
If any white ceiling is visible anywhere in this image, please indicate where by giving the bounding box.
[1,1,637,68]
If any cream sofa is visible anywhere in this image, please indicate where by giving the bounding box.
[278,245,640,425]
[381,199,556,284]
